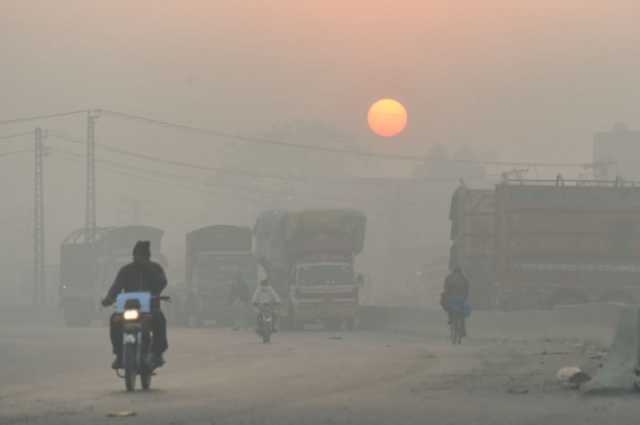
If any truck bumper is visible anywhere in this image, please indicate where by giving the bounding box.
[293,300,358,322]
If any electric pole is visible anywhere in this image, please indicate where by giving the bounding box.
[85,110,99,242]
[33,127,45,306]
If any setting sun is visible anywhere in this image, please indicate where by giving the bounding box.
[367,98,407,138]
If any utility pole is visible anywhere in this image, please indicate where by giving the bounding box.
[33,127,45,306]
[85,110,99,242]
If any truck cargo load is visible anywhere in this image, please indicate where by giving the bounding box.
[495,179,640,308]
[285,209,366,259]
[448,185,495,309]
[448,179,640,310]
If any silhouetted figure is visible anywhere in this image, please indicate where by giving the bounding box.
[441,267,470,336]
[102,241,168,369]
[252,278,281,331]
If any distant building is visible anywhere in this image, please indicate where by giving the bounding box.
[412,144,487,182]
[593,123,640,180]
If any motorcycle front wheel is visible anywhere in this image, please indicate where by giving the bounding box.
[259,318,272,343]
[262,329,271,344]
[140,370,152,390]
[123,345,137,392]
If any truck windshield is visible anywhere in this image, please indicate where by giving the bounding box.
[297,264,353,286]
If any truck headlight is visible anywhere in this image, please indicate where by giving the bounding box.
[123,309,140,321]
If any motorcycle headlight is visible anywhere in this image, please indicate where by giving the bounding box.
[123,309,140,321]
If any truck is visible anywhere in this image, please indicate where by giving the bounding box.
[59,226,166,326]
[494,179,640,309]
[448,185,496,309]
[254,209,366,330]
[175,225,257,326]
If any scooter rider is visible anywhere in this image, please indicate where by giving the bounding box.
[252,278,281,330]
[101,241,169,369]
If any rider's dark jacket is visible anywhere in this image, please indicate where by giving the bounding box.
[105,260,167,309]
[443,271,470,300]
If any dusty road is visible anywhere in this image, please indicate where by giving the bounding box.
[1,309,639,425]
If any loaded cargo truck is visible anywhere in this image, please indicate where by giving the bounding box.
[176,225,257,326]
[494,179,640,309]
[448,185,496,309]
[254,209,366,330]
[59,226,167,326]
[448,179,640,310]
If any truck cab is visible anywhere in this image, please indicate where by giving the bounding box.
[295,261,354,287]
[290,261,359,330]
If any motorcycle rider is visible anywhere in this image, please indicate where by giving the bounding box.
[251,278,281,331]
[101,241,168,369]
[440,266,470,336]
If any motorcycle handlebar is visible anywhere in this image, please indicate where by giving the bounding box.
[103,295,171,308]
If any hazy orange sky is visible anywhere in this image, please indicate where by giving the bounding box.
[2,1,640,262]
[3,0,639,160]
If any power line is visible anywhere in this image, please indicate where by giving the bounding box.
[0,131,35,142]
[0,110,88,126]
[47,132,307,182]
[50,149,323,208]
[53,150,205,189]
[51,147,204,184]
[50,149,280,204]
[3,108,597,168]
[49,148,442,209]
[49,147,364,203]
[51,145,482,210]
[46,132,484,185]
[99,109,424,161]
[50,147,273,197]
[0,149,34,158]
[100,109,596,168]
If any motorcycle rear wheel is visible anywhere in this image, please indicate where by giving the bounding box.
[450,316,463,345]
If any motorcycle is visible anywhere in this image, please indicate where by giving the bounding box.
[446,297,471,345]
[256,303,277,344]
[113,292,170,391]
